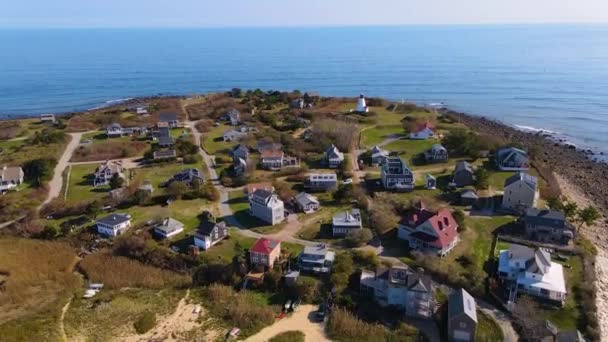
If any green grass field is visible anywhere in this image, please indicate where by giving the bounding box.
[65,163,110,203]
[202,123,237,155]
[361,124,404,147]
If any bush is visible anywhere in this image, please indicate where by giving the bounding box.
[268,331,305,342]
[134,311,156,334]
[23,157,58,187]
[344,228,373,248]
[452,209,467,232]
[326,307,387,341]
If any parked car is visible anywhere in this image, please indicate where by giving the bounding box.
[316,303,326,321]
[291,299,301,311]
[343,178,353,184]
[284,300,292,311]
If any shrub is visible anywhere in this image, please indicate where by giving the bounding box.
[133,311,156,334]
[326,307,387,341]
[452,209,467,232]
[22,157,58,187]
[344,228,373,248]
[268,331,305,342]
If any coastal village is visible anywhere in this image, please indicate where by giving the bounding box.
[0,90,604,342]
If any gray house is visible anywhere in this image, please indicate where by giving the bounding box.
[294,192,320,213]
[0,166,24,192]
[154,217,184,239]
[304,173,338,192]
[298,244,335,274]
[496,147,529,171]
[448,288,478,342]
[194,215,229,250]
[452,161,475,187]
[226,109,241,126]
[332,208,362,237]
[524,208,574,245]
[233,157,247,176]
[231,144,249,161]
[380,157,414,192]
[325,144,344,168]
[159,113,179,128]
[370,145,389,165]
[502,173,538,212]
[424,144,449,163]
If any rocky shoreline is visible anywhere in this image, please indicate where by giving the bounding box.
[443,109,608,211]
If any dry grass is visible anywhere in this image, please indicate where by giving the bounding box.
[326,307,387,341]
[71,139,148,162]
[79,252,191,289]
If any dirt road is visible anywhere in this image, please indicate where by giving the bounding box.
[244,305,329,342]
[41,132,84,208]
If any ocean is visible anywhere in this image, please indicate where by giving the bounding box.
[0,25,607,155]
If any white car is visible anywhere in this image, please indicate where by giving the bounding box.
[343,178,353,184]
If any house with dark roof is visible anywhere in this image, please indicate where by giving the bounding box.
[154,217,184,239]
[93,161,123,187]
[325,144,344,168]
[153,149,177,160]
[194,213,229,250]
[244,182,274,198]
[158,135,175,148]
[298,244,335,274]
[424,144,448,163]
[223,129,245,142]
[166,168,204,186]
[425,174,437,190]
[452,161,475,187]
[408,122,436,140]
[250,238,281,270]
[448,288,478,342]
[524,208,574,245]
[498,244,567,303]
[332,208,362,237]
[0,166,24,192]
[159,113,179,128]
[106,123,124,137]
[231,144,249,161]
[304,173,338,192]
[233,157,247,176]
[360,266,434,318]
[397,202,459,256]
[370,145,389,165]
[255,141,282,153]
[294,192,320,213]
[503,172,539,212]
[225,109,241,126]
[249,189,284,225]
[96,213,132,237]
[496,147,530,171]
[380,157,414,192]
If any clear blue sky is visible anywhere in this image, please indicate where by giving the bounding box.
[2,0,608,28]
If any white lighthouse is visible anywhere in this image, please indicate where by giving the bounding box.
[356,94,369,113]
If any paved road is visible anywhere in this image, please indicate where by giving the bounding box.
[41,132,84,208]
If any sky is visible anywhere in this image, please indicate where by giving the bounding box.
[2,0,608,28]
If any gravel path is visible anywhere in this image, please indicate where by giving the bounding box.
[41,132,84,208]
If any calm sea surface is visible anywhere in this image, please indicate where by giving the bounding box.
[1,25,607,154]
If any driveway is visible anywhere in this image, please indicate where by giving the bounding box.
[244,305,329,342]
[41,132,85,208]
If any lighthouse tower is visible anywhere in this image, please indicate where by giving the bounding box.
[356,94,369,113]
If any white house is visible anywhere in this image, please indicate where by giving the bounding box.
[502,172,539,211]
[425,174,437,190]
[96,213,132,237]
[106,123,124,137]
[249,189,285,225]
[40,113,56,124]
[356,94,369,113]
[154,217,184,239]
[498,244,567,303]
[409,122,436,140]
[332,208,362,237]
[0,166,24,192]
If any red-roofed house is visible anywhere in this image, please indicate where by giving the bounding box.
[250,238,281,270]
[408,122,436,140]
[261,149,284,170]
[397,202,459,256]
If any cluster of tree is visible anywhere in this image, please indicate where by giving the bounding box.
[443,129,492,159]
[326,307,420,342]
[29,129,66,145]
[22,157,57,187]
[113,235,199,273]
[164,179,219,202]
[309,118,358,153]
[344,228,373,248]
[367,199,400,235]
[330,252,355,294]
[474,167,490,190]
[547,196,600,233]
[174,139,199,163]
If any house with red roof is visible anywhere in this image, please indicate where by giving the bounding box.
[408,122,436,140]
[397,202,459,257]
[250,238,282,270]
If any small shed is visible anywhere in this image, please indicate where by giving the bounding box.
[285,270,300,287]
[425,174,437,190]
[460,189,479,206]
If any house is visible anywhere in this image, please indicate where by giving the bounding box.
[498,244,567,303]
[425,174,437,190]
[424,144,449,163]
[231,144,249,161]
[159,113,179,128]
[380,157,414,192]
[360,266,434,318]
[136,106,149,115]
[166,168,204,186]
[304,173,338,192]
[40,113,56,124]
[298,244,335,274]
[409,122,436,140]
[332,208,362,237]
[194,213,229,250]
[282,155,299,168]
[294,192,320,213]
[153,149,177,160]
[233,157,248,176]
[261,149,284,170]
[325,144,344,168]
[93,161,123,187]
[502,172,539,212]
[448,288,478,342]
[154,217,184,239]
[245,182,274,198]
[226,109,241,126]
[249,189,285,225]
[0,166,24,192]
[370,145,389,165]
[397,201,459,256]
[223,129,245,142]
[256,140,282,153]
[250,238,281,270]
[158,136,175,148]
[356,94,369,113]
[290,98,305,109]
[496,147,530,171]
[96,213,132,237]
[452,161,475,187]
[106,123,124,137]
[459,189,479,206]
[524,208,574,245]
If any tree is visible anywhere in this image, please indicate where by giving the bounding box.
[86,200,102,219]
[166,181,187,200]
[368,203,399,235]
[452,209,467,232]
[577,206,600,233]
[333,184,354,204]
[330,253,354,293]
[109,173,124,189]
[22,157,57,187]
[562,201,579,219]
[133,189,151,205]
[546,196,562,211]
[474,168,489,190]
[344,228,373,248]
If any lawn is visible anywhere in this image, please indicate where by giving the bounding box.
[65,163,110,204]
[0,137,68,166]
[64,288,184,341]
[226,190,284,234]
[131,163,193,189]
[202,123,237,155]
[296,204,349,243]
[382,138,438,165]
[361,124,404,147]
[122,198,215,232]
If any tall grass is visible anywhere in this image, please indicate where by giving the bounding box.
[79,253,191,289]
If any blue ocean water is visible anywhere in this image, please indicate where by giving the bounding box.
[0,25,607,153]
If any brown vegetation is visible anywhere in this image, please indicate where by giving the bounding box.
[310,118,358,152]
[79,252,191,289]
[327,307,419,342]
[0,121,22,140]
[71,140,148,162]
